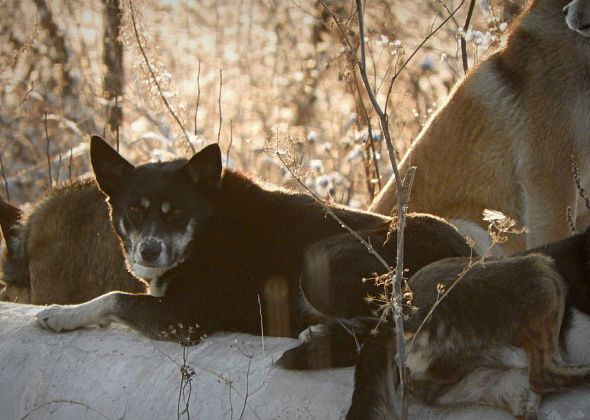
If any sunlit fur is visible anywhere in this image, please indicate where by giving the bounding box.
[370,0,590,253]
[35,136,471,344]
[0,180,143,304]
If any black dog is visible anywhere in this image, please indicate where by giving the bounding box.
[36,135,471,344]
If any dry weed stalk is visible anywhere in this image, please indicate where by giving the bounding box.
[194,60,201,136]
[276,151,392,273]
[44,111,52,188]
[217,69,223,144]
[460,0,478,73]
[319,0,468,416]
[177,344,195,420]
[355,1,412,415]
[21,399,112,420]
[128,0,195,153]
[0,152,10,202]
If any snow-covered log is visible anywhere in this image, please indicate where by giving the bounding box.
[0,302,588,419]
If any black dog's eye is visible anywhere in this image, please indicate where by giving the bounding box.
[164,208,183,221]
[127,205,144,223]
[129,205,143,214]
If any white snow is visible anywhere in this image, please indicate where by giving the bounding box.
[1,302,590,419]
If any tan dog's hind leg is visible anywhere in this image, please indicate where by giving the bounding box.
[524,197,574,249]
[520,156,577,249]
[520,272,590,392]
[437,367,540,419]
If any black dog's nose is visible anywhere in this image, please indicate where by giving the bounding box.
[563,5,569,17]
[140,240,162,263]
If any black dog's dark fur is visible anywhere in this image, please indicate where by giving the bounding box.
[277,221,474,368]
[36,136,472,345]
[339,227,590,419]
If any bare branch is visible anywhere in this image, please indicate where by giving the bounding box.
[68,148,73,183]
[226,119,233,167]
[217,69,223,144]
[276,151,392,273]
[128,0,195,153]
[352,70,382,196]
[383,0,466,115]
[350,0,464,415]
[44,111,52,188]
[115,94,120,152]
[194,61,201,136]
[460,0,477,74]
[56,153,62,186]
[21,400,113,420]
[0,152,11,202]
[176,344,195,420]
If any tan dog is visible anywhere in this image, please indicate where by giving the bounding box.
[370,0,590,253]
[0,180,143,304]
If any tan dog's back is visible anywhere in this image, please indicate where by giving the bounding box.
[370,0,590,253]
[0,179,143,304]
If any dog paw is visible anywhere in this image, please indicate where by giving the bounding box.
[35,305,86,332]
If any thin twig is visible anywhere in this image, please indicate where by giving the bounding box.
[150,342,261,419]
[320,4,414,414]
[0,152,11,202]
[315,0,383,193]
[355,0,439,416]
[276,152,391,273]
[44,111,53,188]
[56,153,62,186]
[257,294,265,361]
[115,94,120,152]
[317,0,358,61]
[383,0,466,115]
[460,0,477,74]
[21,400,113,420]
[177,344,195,420]
[226,119,233,167]
[128,0,195,153]
[237,358,252,420]
[217,69,223,144]
[194,60,201,136]
[68,148,73,182]
[352,70,382,194]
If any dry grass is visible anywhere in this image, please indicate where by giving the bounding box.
[0,0,517,206]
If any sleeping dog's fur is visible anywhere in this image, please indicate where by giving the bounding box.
[0,181,142,304]
[35,136,471,343]
[344,227,590,419]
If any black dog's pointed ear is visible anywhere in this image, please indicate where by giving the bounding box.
[90,135,134,197]
[183,143,222,191]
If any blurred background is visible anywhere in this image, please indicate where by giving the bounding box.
[0,0,521,208]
